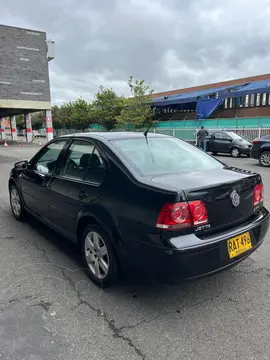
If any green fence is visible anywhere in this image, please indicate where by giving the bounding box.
[154,117,270,129]
[86,117,270,132]
[54,117,270,141]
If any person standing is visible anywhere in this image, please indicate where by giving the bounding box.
[196,126,208,152]
[194,128,199,147]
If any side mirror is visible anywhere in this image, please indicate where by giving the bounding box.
[14,160,28,169]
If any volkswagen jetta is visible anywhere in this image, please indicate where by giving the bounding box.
[9,132,269,287]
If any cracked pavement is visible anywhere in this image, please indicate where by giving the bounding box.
[0,146,270,360]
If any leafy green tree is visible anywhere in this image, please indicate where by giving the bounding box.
[31,112,44,129]
[116,76,155,127]
[69,98,92,129]
[53,102,73,128]
[16,115,25,129]
[91,86,124,130]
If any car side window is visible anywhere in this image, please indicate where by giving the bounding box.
[59,139,95,180]
[84,148,106,184]
[32,140,67,174]
[215,132,230,140]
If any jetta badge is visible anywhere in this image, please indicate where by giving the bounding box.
[231,190,240,207]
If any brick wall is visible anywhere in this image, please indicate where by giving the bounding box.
[215,106,270,119]
[0,25,51,102]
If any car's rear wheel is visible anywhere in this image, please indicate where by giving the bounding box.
[231,147,240,158]
[212,152,218,156]
[81,224,118,288]
[259,151,270,167]
[9,184,25,220]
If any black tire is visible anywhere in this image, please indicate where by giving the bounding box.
[231,147,240,158]
[80,224,118,288]
[259,151,270,167]
[212,152,218,156]
[9,184,25,221]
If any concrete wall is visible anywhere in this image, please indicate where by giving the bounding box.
[0,25,51,108]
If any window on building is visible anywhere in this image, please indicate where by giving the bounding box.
[224,98,228,109]
[250,94,255,107]
[245,95,249,107]
[262,93,267,106]
[229,98,233,108]
[256,94,261,107]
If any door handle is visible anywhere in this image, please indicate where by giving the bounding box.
[78,190,88,200]
[42,181,50,189]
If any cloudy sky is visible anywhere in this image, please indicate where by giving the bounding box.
[1,0,270,104]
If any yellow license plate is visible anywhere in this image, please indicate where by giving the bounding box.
[227,232,252,259]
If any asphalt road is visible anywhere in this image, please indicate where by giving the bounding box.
[0,145,270,360]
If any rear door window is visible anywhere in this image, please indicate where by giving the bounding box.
[57,139,106,184]
[84,148,106,184]
[59,139,95,180]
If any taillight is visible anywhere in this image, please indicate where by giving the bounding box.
[189,201,208,225]
[254,183,264,207]
[252,139,260,144]
[156,200,208,230]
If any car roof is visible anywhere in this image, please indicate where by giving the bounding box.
[208,130,234,133]
[59,131,170,141]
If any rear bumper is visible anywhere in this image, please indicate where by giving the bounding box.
[122,208,269,281]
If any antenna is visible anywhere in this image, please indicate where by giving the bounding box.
[143,117,161,138]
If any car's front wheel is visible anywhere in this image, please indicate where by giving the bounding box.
[81,224,118,288]
[231,147,240,158]
[259,151,270,167]
[9,184,25,220]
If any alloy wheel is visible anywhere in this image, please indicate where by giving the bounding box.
[84,231,109,280]
[10,187,21,217]
[231,148,240,158]
[260,152,270,167]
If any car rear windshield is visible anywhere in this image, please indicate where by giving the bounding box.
[111,137,223,176]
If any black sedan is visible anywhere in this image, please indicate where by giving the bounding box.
[206,131,252,157]
[9,132,269,287]
[251,134,270,167]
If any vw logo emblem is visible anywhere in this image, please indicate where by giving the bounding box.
[231,190,240,207]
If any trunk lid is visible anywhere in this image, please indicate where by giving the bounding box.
[150,166,261,233]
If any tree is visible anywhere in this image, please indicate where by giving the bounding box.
[116,76,155,128]
[31,112,44,129]
[53,102,73,128]
[70,98,92,129]
[91,86,124,130]
[16,115,25,129]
